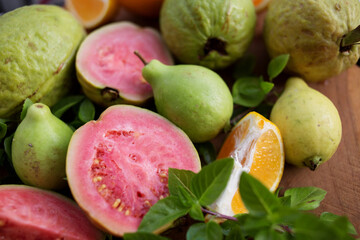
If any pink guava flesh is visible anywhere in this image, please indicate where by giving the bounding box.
[76,22,173,104]
[66,105,201,236]
[0,185,104,240]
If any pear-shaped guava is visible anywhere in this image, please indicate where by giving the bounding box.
[270,77,342,170]
[160,0,256,70]
[12,103,74,190]
[264,0,360,82]
[0,5,86,118]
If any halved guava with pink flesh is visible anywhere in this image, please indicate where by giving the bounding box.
[76,22,173,106]
[0,185,104,240]
[66,105,201,236]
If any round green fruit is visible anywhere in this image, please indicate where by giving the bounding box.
[160,0,256,70]
[0,5,86,118]
[264,0,360,82]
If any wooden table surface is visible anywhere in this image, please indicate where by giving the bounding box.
[251,12,360,234]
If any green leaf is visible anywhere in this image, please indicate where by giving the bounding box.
[255,228,287,240]
[320,212,357,235]
[260,81,274,94]
[78,98,95,123]
[20,98,34,120]
[225,224,245,240]
[186,221,223,240]
[195,141,216,165]
[168,168,196,197]
[177,185,197,207]
[0,122,7,140]
[278,195,291,207]
[267,54,289,81]
[233,55,256,79]
[239,172,280,216]
[4,134,14,163]
[188,203,204,221]
[52,95,84,118]
[291,213,350,240]
[284,187,326,211]
[190,158,234,206]
[123,232,170,240]
[232,77,267,108]
[138,196,190,233]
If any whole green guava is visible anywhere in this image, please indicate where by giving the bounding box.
[264,0,360,82]
[0,5,86,118]
[160,0,256,70]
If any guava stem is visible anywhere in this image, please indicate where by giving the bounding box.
[340,24,360,52]
[303,156,322,171]
[134,51,148,65]
[201,207,238,221]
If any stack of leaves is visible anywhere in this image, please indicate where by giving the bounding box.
[123,158,357,240]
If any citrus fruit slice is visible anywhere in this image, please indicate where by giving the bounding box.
[65,0,118,29]
[253,0,271,12]
[210,111,284,215]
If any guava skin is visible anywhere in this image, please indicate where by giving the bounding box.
[142,60,234,143]
[270,78,342,170]
[0,5,86,118]
[12,103,74,190]
[0,185,105,240]
[160,0,256,70]
[264,0,360,82]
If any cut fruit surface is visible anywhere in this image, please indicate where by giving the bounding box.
[76,22,173,106]
[0,185,104,240]
[211,111,284,215]
[65,0,118,29]
[66,105,201,236]
[253,0,271,12]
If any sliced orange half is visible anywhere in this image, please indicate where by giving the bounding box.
[65,0,118,29]
[253,0,271,12]
[210,111,284,216]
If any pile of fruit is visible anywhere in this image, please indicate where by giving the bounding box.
[0,0,359,239]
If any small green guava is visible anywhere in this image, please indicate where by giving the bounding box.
[270,77,342,170]
[263,0,360,82]
[160,0,256,70]
[0,5,86,118]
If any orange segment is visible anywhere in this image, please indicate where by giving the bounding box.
[252,0,271,12]
[211,112,284,216]
[65,0,118,29]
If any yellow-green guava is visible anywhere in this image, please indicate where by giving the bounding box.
[264,0,360,82]
[160,0,256,70]
[0,5,86,118]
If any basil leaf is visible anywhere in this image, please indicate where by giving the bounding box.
[78,98,95,123]
[0,122,7,140]
[52,95,84,118]
[291,213,347,240]
[177,185,197,207]
[239,172,280,216]
[225,224,245,240]
[233,55,256,79]
[20,98,34,120]
[232,77,266,107]
[190,158,234,206]
[320,212,357,235]
[255,228,287,240]
[188,203,204,221]
[260,81,274,94]
[138,196,190,233]
[284,187,326,211]
[186,221,223,240]
[4,134,14,163]
[195,141,216,166]
[168,168,195,197]
[123,232,170,240]
[267,54,289,81]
